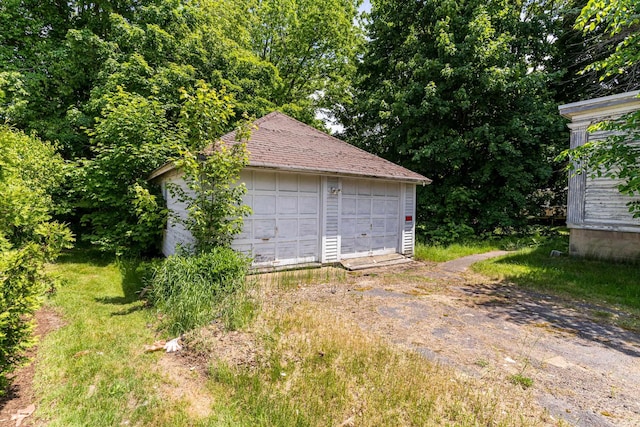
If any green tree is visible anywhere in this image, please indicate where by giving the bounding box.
[170,82,252,252]
[0,126,73,394]
[74,88,177,256]
[0,0,362,157]
[248,0,363,122]
[0,0,155,157]
[68,2,271,255]
[342,0,565,241]
[560,0,640,216]
[575,0,640,94]
[0,0,364,254]
[540,0,621,102]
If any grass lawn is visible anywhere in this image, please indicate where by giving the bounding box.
[35,249,551,426]
[414,241,505,262]
[35,236,640,425]
[473,236,640,329]
[36,251,194,426]
[414,227,573,263]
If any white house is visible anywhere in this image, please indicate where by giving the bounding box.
[559,91,640,260]
[149,112,431,267]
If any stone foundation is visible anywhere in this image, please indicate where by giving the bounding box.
[570,228,640,261]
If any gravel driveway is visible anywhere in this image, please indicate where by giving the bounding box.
[286,253,640,426]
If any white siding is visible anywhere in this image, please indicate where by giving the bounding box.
[566,124,587,227]
[561,91,640,234]
[322,177,340,263]
[401,184,416,255]
[584,175,640,227]
[161,172,196,256]
[568,125,640,232]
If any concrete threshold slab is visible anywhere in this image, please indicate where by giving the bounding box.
[340,253,412,271]
[250,262,322,274]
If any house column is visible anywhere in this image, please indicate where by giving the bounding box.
[566,122,589,227]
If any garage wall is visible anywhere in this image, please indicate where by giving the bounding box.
[159,169,418,265]
[160,171,195,256]
[322,176,340,263]
[401,184,416,255]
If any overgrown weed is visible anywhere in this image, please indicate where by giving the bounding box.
[509,374,534,389]
[148,248,254,334]
[205,303,551,426]
[255,266,348,290]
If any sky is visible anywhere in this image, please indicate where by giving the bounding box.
[360,0,371,13]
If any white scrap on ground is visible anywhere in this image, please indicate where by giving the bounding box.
[164,338,182,353]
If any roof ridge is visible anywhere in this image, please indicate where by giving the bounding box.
[253,111,282,126]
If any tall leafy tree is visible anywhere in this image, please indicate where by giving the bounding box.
[342,0,565,241]
[0,0,364,157]
[248,0,363,122]
[0,0,364,254]
[0,0,156,157]
[541,0,638,103]
[574,0,640,95]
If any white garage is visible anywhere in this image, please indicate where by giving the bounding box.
[150,112,430,267]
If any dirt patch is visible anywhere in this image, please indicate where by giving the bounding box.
[157,356,214,419]
[156,322,263,419]
[180,322,262,373]
[0,306,65,427]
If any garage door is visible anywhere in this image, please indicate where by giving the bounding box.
[233,170,320,266]
[340,178,400,258]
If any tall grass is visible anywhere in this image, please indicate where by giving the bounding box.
[255,266,348,290]
[149,247,253,335]
[206,304,551,426]
[414,241,504,262]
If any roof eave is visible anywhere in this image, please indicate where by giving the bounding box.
[148,161,431,185]
[245,162,431,184]
[148,162,175,181]
[559,90,640,121]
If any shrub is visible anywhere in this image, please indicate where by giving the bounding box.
[0,126,73,395]
[77,89,175,256]
[149,248,252,335]
[148,84,256,335]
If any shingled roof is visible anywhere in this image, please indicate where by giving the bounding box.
[150,112,430,183]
